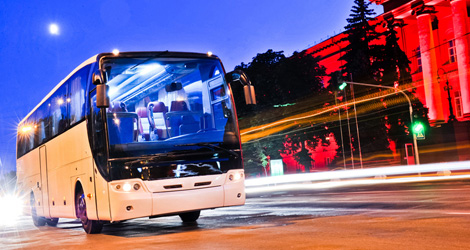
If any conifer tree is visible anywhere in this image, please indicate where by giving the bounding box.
[374,19,428,156]
[372,19,412,86]
[340,0,379,83]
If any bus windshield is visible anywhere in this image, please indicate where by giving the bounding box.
[97,56,241,178]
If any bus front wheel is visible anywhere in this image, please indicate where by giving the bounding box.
[30,193,46,227]
[179,210,200,223]
[75,188,103,234]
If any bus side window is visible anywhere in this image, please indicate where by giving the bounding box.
[51,83,69,136]
[33,101,51,146]
[21,118,35,155]
[17,121,33,158]
[69,65,90,125]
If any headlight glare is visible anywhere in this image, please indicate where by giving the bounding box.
[123,183,132,192]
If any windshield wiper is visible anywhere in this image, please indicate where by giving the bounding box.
[174,142,239,158]
[109,151,176,164]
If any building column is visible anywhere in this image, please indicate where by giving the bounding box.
[414,6,445,122]
[450,0,470,117]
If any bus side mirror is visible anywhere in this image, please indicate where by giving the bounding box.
[226,70,257,105]
[96,84,110,108]
[92,73,102,85]
[243,85,256,105]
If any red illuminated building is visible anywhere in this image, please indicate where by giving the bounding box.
[307,0,470,124]
[275,0,470,172]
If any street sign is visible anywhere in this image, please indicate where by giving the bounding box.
[270,159,284,176]
[416,131,425,140]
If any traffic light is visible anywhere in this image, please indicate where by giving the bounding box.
[339,82,347,90]
[412,121,426,140]
[412,121,425,134]
[329,71,345,90]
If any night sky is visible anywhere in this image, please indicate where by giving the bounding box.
[0,0,382,173]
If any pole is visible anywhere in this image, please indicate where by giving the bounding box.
[332,39,347,169]
[438,68,457,123]
[335,91,347,169]
[444,78,457,122]
[345,81,420,165]
[343,88,355,169]
[351,84,364,168]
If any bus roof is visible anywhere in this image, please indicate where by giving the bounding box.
[18,51,221,125]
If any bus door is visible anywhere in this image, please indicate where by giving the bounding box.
[89,88,111,220]
[39,145,51,218]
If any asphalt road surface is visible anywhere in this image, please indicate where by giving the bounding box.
[1,179,470,250]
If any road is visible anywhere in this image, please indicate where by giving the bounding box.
[1,179,470,250]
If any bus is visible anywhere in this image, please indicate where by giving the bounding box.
[16,51,256,234]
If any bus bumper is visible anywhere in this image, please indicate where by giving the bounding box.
[108,170,245,222]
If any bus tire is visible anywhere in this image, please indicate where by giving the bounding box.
[179,210,200,223]
[75,187,103,234]
[45,218,59,227]
[30,193,46,227]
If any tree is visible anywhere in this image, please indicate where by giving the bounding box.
[372,19,423,157]
[372,18,412,86]
[234,49,286,114]
[340,0,380,84]
[242,137,283,177]
[233,49,326,117]
[242,142,268,177]
[384,94,430,162]
[277,51,326,100]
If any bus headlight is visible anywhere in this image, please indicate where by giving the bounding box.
[229,172,243,181]
[123,183,132,192]
[113,181,144,192]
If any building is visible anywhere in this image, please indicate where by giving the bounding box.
[307,0,470,124]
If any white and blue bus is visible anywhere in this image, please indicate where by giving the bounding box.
[16,51,255,233]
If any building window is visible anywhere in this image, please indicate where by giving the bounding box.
[417,57,422,72]
[454,90,463,118]
[415,47,422,73]
[449,40,457,64]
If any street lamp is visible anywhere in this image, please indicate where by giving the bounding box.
[345,81,420,165]
[437,68,457,123]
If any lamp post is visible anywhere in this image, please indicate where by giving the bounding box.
[345,81,420,165]
[334,91,347,169]
[437,68,457,123]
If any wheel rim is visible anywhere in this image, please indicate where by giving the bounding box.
[77,194,88,224]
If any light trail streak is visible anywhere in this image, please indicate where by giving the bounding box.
[240,87,412,143]
[325,143,470,164]
[245,161,470,188]
[246,173,470,194]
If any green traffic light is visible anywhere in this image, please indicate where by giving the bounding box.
[339,82,347,90]
[412,122,425,134]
